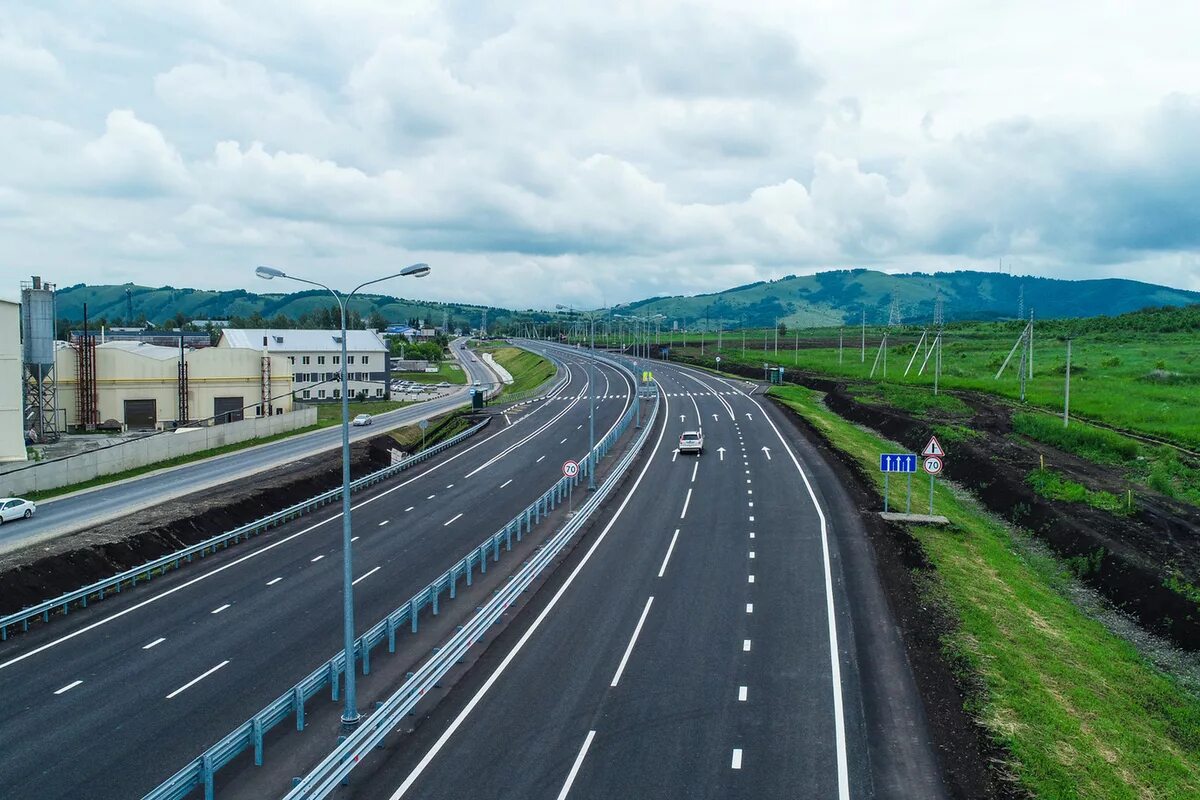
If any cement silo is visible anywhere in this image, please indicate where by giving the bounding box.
[20,276,59,443]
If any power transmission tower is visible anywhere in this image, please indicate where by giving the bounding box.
[888,295,902,327]
[1017,285,1025,321]
[481,309,488,337]
[933,293,944,327]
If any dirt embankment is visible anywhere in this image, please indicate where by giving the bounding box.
[0,439,398,616]
[679,354,1200,651]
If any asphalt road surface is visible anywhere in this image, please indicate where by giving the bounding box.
[0,340,496,554]
[0,343,633,799]
[347,355,947,800]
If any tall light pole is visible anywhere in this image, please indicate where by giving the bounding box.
[557,304,599,490]
[255,261,431,729]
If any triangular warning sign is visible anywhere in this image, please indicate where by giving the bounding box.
[922,436,945,457]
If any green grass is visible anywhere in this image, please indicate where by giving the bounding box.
[398,360,467,385]
[1012,413,1139,465]
[770,383,1200,799]
[1026,467,1134,516]
[850,382,972,417]
[23,424,323,502]
[472,345,555,396]
[314,399,412,426]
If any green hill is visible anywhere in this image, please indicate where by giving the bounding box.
[620,269,1200,328]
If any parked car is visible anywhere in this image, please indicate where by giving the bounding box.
[678,431,704,455]
[438,381,450,387]
[0,497,36,524]
[351,413,373,426]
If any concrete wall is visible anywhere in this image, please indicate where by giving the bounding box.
[0,406,317,496]
[56,343,293,428]
[0,300,25,462]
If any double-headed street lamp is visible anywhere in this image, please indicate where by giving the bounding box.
[556,304,603,491]
[255,262,431,728]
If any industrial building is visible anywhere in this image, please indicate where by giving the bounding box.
[20,277,59,443]
[55,339,293,430]
[217,329,389,402]
[0,297,25,461]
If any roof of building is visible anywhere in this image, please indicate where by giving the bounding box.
[95,341,190,361]
[220,328,387,353]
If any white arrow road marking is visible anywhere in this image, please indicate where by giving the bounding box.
[712,413,719,422]
[718,447,725,461]
[672,448,679,462]
[761,446,772,460]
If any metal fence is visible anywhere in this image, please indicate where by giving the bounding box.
[0,419,491,642]
[142,349,649,800]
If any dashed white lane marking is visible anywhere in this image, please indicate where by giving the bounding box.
[560,437,568,444]
[166,660,230,699]
[611,596,655,687]
[54,680,82,695]
[351,536,360,542]
[691,461,698,482]
[739,686,748,702]
[446,484,454,489]
[444,512,464,526]
[680,488,693,519]
[266,577,282,586]
[427,494,436,500]
[500,479,513,488]
[747,489,753,495]
[143,637,167,649]
[536,455,546,463]
[749,515,755,522]
[748,575,755,584]
[743,639,752,652]
[405,506,415,512]
[577,424,583,430]
[749,551,756,559]
[746,603,754,614]
[311,555,324,563]
[658,529,680,578]
[556,730,597,800]
[379,520,389,526]
[352,566,381,586]
[731,749,743,769]
[211,604,230,614]
[749,532,755,539]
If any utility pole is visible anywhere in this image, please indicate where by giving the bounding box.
[1028,309,1034,379]
[794,329,799,365]
[861,305,866,363]
[773,318,779,357]
[1063,336,1072,427]
[741,320,746,358]
[839,327,844,365]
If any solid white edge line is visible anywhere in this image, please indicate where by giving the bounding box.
[54,679,82,695]
[385,381,669,800]
[680,487,692,519]
[555,730,597,800]
[352,566,381,586]
[165,659,230,699]
[143,637,166,649]
[610,595,655,687]
[657,529,680,578]
[698,365,852,800]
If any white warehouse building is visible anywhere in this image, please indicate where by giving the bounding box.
[0,298,25,462]
[217,329,390,402]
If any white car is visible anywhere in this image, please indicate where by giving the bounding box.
[678,431,704,455]
[351,413,373,426]
[0,497,36,524]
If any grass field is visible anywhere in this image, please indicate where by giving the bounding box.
[314,399,412,426]
[398,360,467,385]
[770,383,1200,799]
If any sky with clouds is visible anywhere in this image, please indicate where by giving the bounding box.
[2,1,1199,309]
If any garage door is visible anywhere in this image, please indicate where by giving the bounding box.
[213,396,244,425]
[123,399,156,429]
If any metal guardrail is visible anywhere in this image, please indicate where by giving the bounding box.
[0,418,491,642]
[142,350,647,800]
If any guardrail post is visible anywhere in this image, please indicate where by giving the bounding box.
[201,753,215,800]
[493,538,500,562]
[331,662,339,701]
[480,547,488,574]
[505,522,513,551]
[466,558,473,586]
[362,641,371,675]
[387,617,396,652]
[252,716,264,765]
[411,599,419,633]
[449,569,457,599]
[432,586,440,616]
[294,686,305,730]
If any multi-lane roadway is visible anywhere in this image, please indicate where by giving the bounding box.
[344,354,947,800]
[0,343,634,799]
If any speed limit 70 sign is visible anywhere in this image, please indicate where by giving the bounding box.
[562,459,580,478]
[922,455,943,475]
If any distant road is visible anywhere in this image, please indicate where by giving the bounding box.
[0,341,499,554]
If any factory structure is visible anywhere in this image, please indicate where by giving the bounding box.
[0,295,24,461]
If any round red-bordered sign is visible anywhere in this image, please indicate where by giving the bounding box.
[922,455,943,475]
[562,459,580,478]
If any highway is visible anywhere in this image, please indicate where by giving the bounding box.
[0,340,495,554]
[345,355,947,800]
[0,343,635,799]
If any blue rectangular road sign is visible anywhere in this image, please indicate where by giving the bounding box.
[879,453,918,473]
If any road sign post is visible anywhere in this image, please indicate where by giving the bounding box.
[562,459,580,514]
[879,453,918,513]
[418,418,429,451]
[921,436,946,514]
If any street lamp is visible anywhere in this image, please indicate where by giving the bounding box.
[256,261,430,728]
[557,304,600,490]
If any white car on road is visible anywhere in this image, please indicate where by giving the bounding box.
[678,431,704,455]
[351,413,373,426]
[0,497,36,524]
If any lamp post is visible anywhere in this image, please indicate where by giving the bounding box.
[557,304,600,490]
[255,262,431,728]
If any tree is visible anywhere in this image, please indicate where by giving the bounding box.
[367,309,388,331]
[777,321,788,337]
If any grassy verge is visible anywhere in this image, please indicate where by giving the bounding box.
[22,424,323,502]
[472,344,555,396]
[386,409,474,453]
[849,381,972,417]
[769,383,1200,799]
[397,360,467,385]
[314,400,412,426]
[1026,467,1134,516]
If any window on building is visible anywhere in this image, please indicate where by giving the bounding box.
[302,390,311,399]
[348,355,355,364]
[334,355,340,365]
[333,389,341,399]
[302,355,310,365]
[317,356,326,365]
[288,356,295,364]
[362,356,369,365]
[375,387,384,397]
[318,389,326,399]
